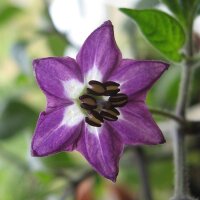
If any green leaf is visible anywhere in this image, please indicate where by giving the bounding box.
[0,100,38,139]
[47,34,67,56]
[120,8,186,62]
[0,6,22,25]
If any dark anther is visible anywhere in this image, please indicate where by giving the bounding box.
[85,117,101,127]
[101,101,113,110]
[79,94,97,110]
[85,110,104,127]
[100,107,119,121]
[87,80,106,96]
[104,81,120,96]
[109,93,128,107]
[80,80,128,127]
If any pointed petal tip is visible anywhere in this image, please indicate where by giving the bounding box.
[31,132,51,157]
[102,20,113,26]
[155,61,170,71]
[150,133,166,145]
[150,60,170,71]
[162,61,170,70]
[31,141,42,157]
[32,59,39,71]
[32,58,45,72]
[94,20,113,32]
[148,60,170,70]
[96,20,113,32]
[159,136,166,144]
[31,144,50,157]
[86,161,119,182]
[156,129,166,145]
[103,172,118,182]
[31,147,40,157]
[32,58,44,68]
[32,57,59,69]
[110,176,117,183]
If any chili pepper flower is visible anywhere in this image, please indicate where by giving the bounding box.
[31,21,169,182]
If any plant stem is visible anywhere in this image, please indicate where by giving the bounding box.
[149,108,185,124]
[171,20,194,200]
[135,147,153,200]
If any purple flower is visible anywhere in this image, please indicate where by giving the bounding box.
[31,21,169,182]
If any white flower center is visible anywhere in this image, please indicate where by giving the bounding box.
[84,65,103,84]
[62,79,85,99]
[61,104,84,127]
[60,67,128,131]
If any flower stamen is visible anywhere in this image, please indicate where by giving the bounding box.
[79,94,97,110]
[87,80,106,96]
[104,81,120,96]
[85,110,104,127]
[80,80,128,127]
[100,107,120,121]
[109,93,128,107]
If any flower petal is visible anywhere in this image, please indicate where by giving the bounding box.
[32,104,84,156]
[107,59,169,100]
[76,123,124,182]
[45,93,72,114]
[109,101,165,145]
[76,21,122,82]
[33,57,84,107]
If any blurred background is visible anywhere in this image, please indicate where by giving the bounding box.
[0,0,200,199]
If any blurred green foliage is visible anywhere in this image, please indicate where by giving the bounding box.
[0,100,38,139]
[47,34,67,56]
[161,0,200,27]
[0,5,22,24]
[0,0,200,200]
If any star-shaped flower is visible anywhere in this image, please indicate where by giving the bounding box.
[31,21,169,182]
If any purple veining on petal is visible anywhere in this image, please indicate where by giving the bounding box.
[109,101,165,145]
[76,21,122,82]
[32,107,83,156]
[33,57,83,105]
[45,93,73,114]
[107,59,169,101]
[76,123,124,182]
